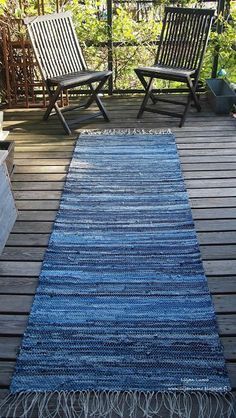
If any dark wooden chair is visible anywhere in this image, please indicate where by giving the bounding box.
[134,7,215,127]
[24,12,112,135]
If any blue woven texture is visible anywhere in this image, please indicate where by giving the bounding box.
[11,133,230,393]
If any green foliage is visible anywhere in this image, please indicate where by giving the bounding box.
[0,0,7,16]
[200,4,236,84]
[65,0,107,43]
[214,10,236,81]
[65,0,163,88]
[66,0,236,88]
[1,0,236,90]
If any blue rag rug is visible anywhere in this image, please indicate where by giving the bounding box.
[1,130,234,417]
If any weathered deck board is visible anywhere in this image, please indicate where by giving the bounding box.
[1,244,236,261]
[1,313,236,336]
[9,179,236,190]
[0,97,236,416]
[0,275,235,295]
[8,219,236,233]
[7,207,236,220]
[0,293,235,314]
[5,231,236,246]
[7,334,236,361]
[2,361,236,390]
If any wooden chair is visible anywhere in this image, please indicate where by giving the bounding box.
[134,7,215,127]
[24,12,112,135]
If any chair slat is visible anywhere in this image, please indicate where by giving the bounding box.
[61,19,78,73]
[156,11,169,66]
[156,7,214,71]
[26,12,87,80]
[63,17,86,71]
[189,15,206,69]
[46,20,65,76]
[181,13,197,69]
[162,12,177,67]
[172,12,186,67]
[172,13,186,68]
[31,23,51,79]
[51,19,71,74]
[177,13,192,68]
[178,13,195,68]
[193,15,210,70]
[187,13,205,67]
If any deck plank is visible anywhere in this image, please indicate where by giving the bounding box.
[0,294,235,314]
[1,361,235,388]
[1,256,236,276]
[0,275,235,295]
[8,220,236,234]
[2,244,236,261]
[0,97,236,410]
[1,313,235,336]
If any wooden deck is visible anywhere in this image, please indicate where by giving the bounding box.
[0,95,236,414]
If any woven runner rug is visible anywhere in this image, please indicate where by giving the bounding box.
[1,130,234,417]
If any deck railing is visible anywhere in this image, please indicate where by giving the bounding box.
[0,0,234,107]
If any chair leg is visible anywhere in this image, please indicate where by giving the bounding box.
[44,85,71,135]
[179,78,201,127]
[187,78,201,111]
[43,76,110,135]
[54,103,72,135]
[43,85,62,120]
[135,71,157,105]
[84,77,111,121]
[137,77,154,119]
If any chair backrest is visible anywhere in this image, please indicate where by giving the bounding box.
[24,11,87,80]
[156,7,215,72]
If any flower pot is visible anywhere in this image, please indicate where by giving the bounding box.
[0,140,15,176]
[206,78,236,114]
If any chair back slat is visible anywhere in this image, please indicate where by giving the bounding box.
[192,15,210,69]
[177,13,195,68]
[158,11,176,67]
[30,20,54,78]
[174,11,187,67]
[43,20,65,75]
[25,12,86,80]
[161,12,176,66]
[156,7,214,71]
[63,17,85,72]
[177,13,193,67]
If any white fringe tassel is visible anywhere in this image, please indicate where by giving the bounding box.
[80,128,172,136]
[0,390,235,418]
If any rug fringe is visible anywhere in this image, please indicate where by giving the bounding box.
[80,128,172,136]
[0,390,235,417]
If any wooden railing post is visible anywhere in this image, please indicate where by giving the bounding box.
[1,27,11,107]
[107,0,113,95]
[211,0,226,78]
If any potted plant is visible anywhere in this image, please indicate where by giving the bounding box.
[203,7,236,114]
[206,74,236,114]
